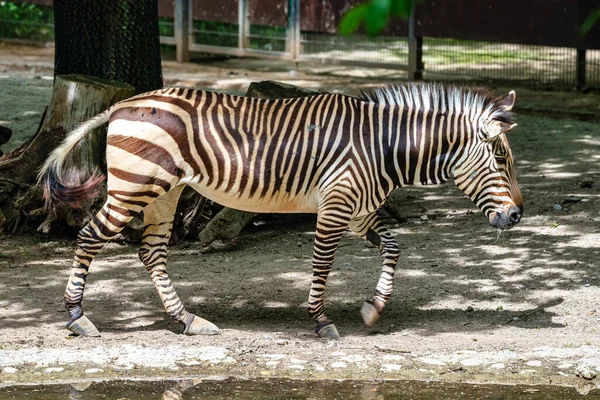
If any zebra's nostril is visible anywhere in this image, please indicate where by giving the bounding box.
[508,205,523,224]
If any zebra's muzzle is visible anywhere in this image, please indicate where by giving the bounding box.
[489,205,523,230]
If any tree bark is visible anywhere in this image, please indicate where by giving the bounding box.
[53,0,163,94]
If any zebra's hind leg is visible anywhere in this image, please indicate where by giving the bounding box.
[309,203,353,339]
[138,185,219,335]
[65,200,136,337]
[349,212,400,328]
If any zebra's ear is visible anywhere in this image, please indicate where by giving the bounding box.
[500,90,516,111]
[483,120,518,139]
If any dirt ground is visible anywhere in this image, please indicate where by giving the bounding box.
[1,43,600,393]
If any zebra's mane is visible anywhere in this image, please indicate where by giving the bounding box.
[359,83,514,123]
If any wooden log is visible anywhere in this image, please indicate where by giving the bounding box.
[0,74,135,184]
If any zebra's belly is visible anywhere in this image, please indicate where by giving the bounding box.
[187,183,320,214]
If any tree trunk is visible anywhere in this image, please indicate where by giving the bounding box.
[0,75,134,234]
[53,0,163,94]
[0,75,134,184]
[0,1,163,236]
[196,81,324,249]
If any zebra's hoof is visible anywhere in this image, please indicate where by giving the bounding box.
[184,316,220,335]
[315,322,340,339]
[66,315,101,337]
[360,301,381,328]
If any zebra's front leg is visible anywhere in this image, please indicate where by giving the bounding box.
[349,213,400,328]
[309,206,352,339]
[139,186,219,335]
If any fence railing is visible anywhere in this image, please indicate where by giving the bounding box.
[2,0,599,88]
[162,0,599,88]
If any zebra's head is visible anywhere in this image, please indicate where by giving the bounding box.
[453,90,523,230]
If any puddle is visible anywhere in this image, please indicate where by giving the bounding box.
[1,378,599,399]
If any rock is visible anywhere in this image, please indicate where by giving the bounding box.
[553,204,563,211]
[2,367,18,374]
[489,363,505,369]
[420,358,447,366]
[466,306,474,312]
[84,368,103,374]
[461,358,484,367]
[70,382,92,391]
[263,354,286,360]
[331,361,348,369]
[246,80,325,100]
[179,360,201,366]
[420,215,429,221]
[557,363,573,369]
[382,354,406,361]
[381,364,402,372]
[265,361,279,367]
[576,365,596,380]
[113,363,135,371]
[526,360,542,367]
[580,179,594,189]
[287,364,305,371]
[562,197,582,204]
[44,367,64,373]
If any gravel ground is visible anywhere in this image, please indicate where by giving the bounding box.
[0,43,599,394]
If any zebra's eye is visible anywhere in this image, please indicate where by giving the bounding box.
[494,156,505,164]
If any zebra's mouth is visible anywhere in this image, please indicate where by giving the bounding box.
[489,205,523,230]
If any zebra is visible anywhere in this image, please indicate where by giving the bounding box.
[38,83,523,339]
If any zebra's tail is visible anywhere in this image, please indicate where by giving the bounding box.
[37,110,111,210]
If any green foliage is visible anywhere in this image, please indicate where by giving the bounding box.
[579,6,600,37]
[0,1,53,41]
[339,0,421,36]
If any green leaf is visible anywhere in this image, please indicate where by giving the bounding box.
[339,3,369,36]
[390,0,413,17]
[579,6,600,37]
[364,0,390,36]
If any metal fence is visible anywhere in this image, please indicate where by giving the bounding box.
[2,0,599,88]
[162,0,600,89]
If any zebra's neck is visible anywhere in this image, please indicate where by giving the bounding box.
[373,102,470,188]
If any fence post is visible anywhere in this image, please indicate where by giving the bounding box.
[286,0,300,60]
[239,0,250,51]
[175,0,190,63]
[407,2,423,81]
[576,48,586,89]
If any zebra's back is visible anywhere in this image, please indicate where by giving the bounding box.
[106,88,385,215]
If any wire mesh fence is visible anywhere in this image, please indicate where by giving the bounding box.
[299,32,409,66]
[422,38,600,88]
[1,0,599,89]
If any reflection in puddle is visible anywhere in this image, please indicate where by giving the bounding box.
[0,378,598,399]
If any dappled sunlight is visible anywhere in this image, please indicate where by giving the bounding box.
[263,301,290,309]
[397,269,441,278]
[0,109,598,348]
